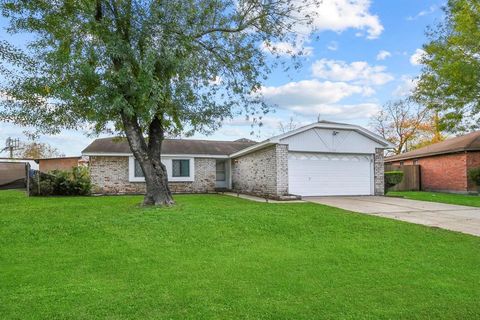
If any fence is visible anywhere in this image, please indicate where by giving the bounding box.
[0,162,29,190]
[385,164,421,191]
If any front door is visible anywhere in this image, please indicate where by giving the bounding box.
[215,160,227,188]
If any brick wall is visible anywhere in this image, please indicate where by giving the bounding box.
[89,156,216,194]
[231,144,289,197]
[388,153,468,192]
[374,148,385,195]
[39,157,81,173]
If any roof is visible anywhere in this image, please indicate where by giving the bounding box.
[82,137,257,156]
[36,156,81,161]
[230,120,394,158]
[385,131,480,162]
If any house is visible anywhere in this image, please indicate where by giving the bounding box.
[82,121,392,198]
[385,131,480,194]
[35,156,85,173]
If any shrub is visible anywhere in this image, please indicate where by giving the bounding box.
[468,167,480,186]
[29,167,91,196]
[384,171,404,192]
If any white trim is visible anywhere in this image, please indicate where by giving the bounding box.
[229,141,276,158]
[230,122,394,158]
[128,157,146,182]
[169,158,195,182]
[273,122,394,147]
[128,156,195,182]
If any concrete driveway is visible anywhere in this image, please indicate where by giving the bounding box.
[306,196,480,236]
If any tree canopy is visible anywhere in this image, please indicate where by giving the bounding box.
[0,0,317,205]
[0,0,316,135]
[13,141,64,159]
[414,0,480,132]
[370,99,445,155]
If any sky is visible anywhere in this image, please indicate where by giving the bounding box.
[0,0,443,156]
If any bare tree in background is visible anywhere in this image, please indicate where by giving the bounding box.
[278,117,301,134]
[371,100,429,155]
[13,142,64,159]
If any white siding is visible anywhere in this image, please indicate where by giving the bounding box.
[280,128,384,154]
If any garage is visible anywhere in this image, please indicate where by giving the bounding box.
[288,152,373,196]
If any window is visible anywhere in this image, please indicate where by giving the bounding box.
[413,159,419,165]
[216,160,226,181]
[134,159,145,178]
[400,161,404,166]
[172,159,190,177]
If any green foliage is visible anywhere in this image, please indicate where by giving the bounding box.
[385,171,404,191]
[468,167,480,186]
[0,0,316,136]
[30,167,91,196]
[414,0,480,132]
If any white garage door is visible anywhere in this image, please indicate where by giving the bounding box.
[288,152,373,196]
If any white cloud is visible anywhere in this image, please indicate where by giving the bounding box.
[311,59,394,86]
[308,0,384,39]
[288,103,380,119]
[376,50,391,61]
[410,48,426,66]
[393,75,418,97]
[258,79,379,120]
[327,41,339,51]
[261,41,313,57]
[260,79,366,107]
[407,5,437,21]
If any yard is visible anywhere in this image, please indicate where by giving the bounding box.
[388,191,480,207]
[1,190,479,319]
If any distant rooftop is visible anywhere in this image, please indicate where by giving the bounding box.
[385,131,480,162]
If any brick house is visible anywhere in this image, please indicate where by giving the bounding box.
[36,156,83,173]
[384,131,480,194]
[82,121,392,198]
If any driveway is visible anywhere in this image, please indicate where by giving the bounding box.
[306,196,480,236]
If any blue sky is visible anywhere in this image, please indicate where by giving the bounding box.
[0,0,443,156]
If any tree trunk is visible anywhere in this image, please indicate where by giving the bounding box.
[121,111,175,206]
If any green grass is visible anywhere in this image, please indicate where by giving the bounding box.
[1,190,479,319]
[388,191,480,207]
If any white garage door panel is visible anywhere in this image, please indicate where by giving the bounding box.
[289,153,373,196]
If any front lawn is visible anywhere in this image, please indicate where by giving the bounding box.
[1,190,479,319]
[388,191,480,207]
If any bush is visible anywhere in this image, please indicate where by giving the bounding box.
[30,167,91,196]
[468,167,480,186]
[384,171,404,192]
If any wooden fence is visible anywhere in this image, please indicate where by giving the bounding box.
[385,164,421,191]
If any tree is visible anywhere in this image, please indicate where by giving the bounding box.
[0,0,317,206]
[13,141,64,159]
[278,116,301,133]
[414,0,480,133]
[408,111,446,150]
[370,100,430,155]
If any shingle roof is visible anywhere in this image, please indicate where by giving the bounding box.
[82,137,257,156]
[385,131,480,162]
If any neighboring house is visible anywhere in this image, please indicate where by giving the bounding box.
[82,121,392,198]
[36,156,84,173]
[385,131,480,194]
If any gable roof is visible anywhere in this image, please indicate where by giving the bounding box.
[82,137,257,156]
[385,131,480,162]
[229,120,394,158]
